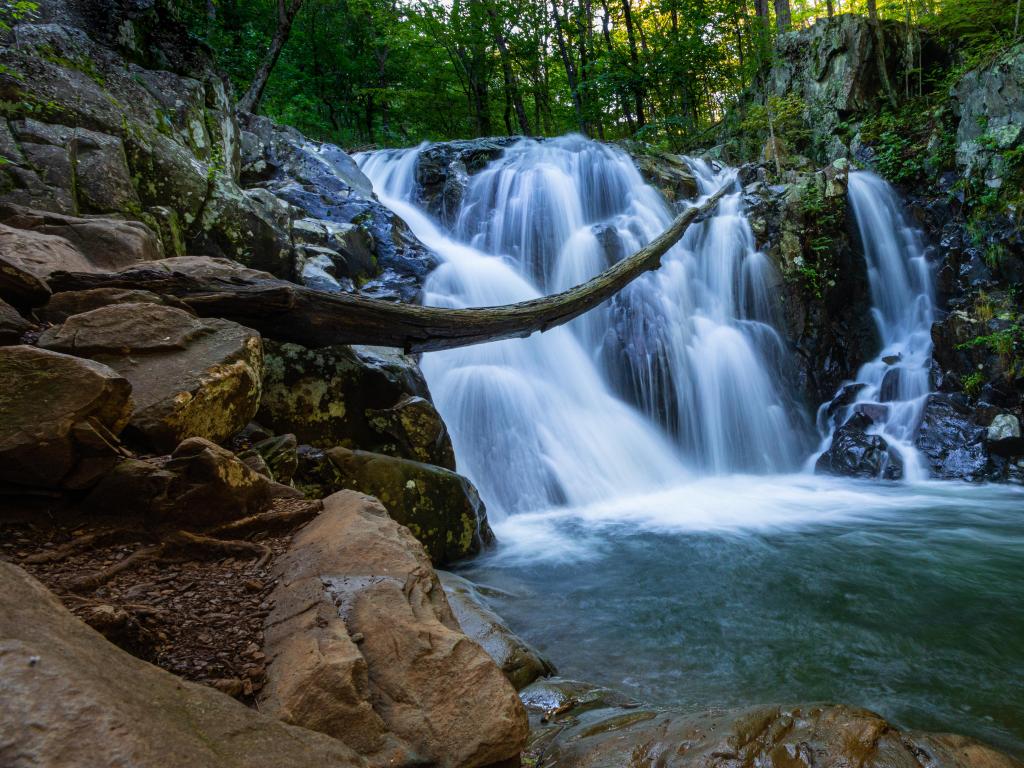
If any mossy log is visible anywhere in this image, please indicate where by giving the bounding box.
[49,188,726,353]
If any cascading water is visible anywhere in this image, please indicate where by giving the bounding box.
[358,135,805,518]
[813,171,936,479]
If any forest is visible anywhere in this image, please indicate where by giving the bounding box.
[182,0,1017,148]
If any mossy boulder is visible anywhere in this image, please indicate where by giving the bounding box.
[315,447,493,565]
[259,341,456,470]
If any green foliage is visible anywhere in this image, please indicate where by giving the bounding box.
[0,0,37,32]
[737,94,812,159]
[785,177,843,299]
[961,371,985,397]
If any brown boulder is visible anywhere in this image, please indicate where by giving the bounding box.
[39,287,193,324]
[0,297,33,344]
[39,303,263,452]
[86,438,297,526]
[0,345,132,488]
[261,491,528,768]
[0,224,81,306]
[0,561,365,768]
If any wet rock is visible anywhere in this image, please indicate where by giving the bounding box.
[815,413,903,480]
[0,561,366,768]
[915,393,992,481]
[630,151,698,203]
[520,678,641,718]
[987,414,1023,457]
[85,438,294,526]
[39,303,263,452]
[0,345,132,489]
[321,447,493,565]
[438,571,555,690]
[532,702,1020,768]
[415,138,515,226]
[0,297,33,344]
[260,491,528,768]
[259,341,455,469]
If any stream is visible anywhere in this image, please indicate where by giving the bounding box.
[356,137,1024,756]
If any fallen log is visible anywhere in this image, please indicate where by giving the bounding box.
[48,186,727,353]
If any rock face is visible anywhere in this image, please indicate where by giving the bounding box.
[0,561,366,768]
[414,138,516,227]
[815,412,904,480]
[630,151,699,203]
[259,341,455,469]
[953,42,1024,187]
[528,700,1022,768]
[439,571,555,690]
[915,394,994,481]
[39,303,263,452]
[260,491,528,768]
[322,447,493,564]
[0,345,133,488]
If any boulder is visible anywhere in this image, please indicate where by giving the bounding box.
[0,297,33,344]
[259,341,456,469]
[0,225,79,306]
[39,303,263,452]
[0,345,132,489]
[0,561,366,768]
[0,205,162,264]
[438,571,555,690]
[260,491,528,768]
[815,412,903,480]
[322,447,493,564]
[414,138,514,226]
[530,701,1021,768]
[987,413,1023,456]
[915,394,992,481]
[240,433,300,484]
[39,287,192,324]
[85,438,296,526]
[630,151,699,203]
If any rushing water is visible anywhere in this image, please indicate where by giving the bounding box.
[356,137,1024,754]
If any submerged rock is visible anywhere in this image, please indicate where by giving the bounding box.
[260,491,528,768]
[438,571,555,690]
[0,345,133,489]
[0,561,366,768]
[39,303,263,452]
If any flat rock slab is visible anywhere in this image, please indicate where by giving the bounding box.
[0,561,366,768]
[39,302,262,452]
[261,491,527,768]
[0,345,132,488]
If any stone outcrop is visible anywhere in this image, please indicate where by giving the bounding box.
[414,138,516,227]
[314,447,493,564]
[0,561,366,768]
[630,150,699,203]
[260,491,528,768]
[439,571,555,690]
[39,303,263,452]
[815,412,904,480]
[0,344,132,489]
[259,341,455,469]
[527,699,1021,768]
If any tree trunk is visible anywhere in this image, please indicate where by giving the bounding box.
[486,3,531,134]
[237,0,305,114]
[866,0,897,107]
[551,0,587,134]
[621,0,646,128]
[773,0,791,31]
[49,188,727,353]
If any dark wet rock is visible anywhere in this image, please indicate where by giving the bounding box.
[520,678,641,718]
[815,412,903,480]
[39,303,263,452]
[915,393,993,481]
[258,341,455,469]
[986,413,1023,457]
[824,382,867,426]
[260,491,528,768]
[415,138,516,226]
[318,447,493,565]
[0,560,366,768]
[0,345,132,489]
[438,571,556,690]
[630,151,699,203]
[0,297,33,344]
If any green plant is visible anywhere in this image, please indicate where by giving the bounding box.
[962,371,985,397]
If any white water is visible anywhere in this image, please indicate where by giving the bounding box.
[358,136,805,518]
[812,171,936,478]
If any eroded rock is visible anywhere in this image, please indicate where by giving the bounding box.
[39,303,262,452]
[0,297,33,344]
[0,345,132,488]
[260,491,528,768]
[0,205,162,264]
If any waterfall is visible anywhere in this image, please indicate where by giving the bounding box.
[358,135,806,518]
[814,171,936,479]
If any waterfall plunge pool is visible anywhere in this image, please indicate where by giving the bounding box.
[458,476,1024,757]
